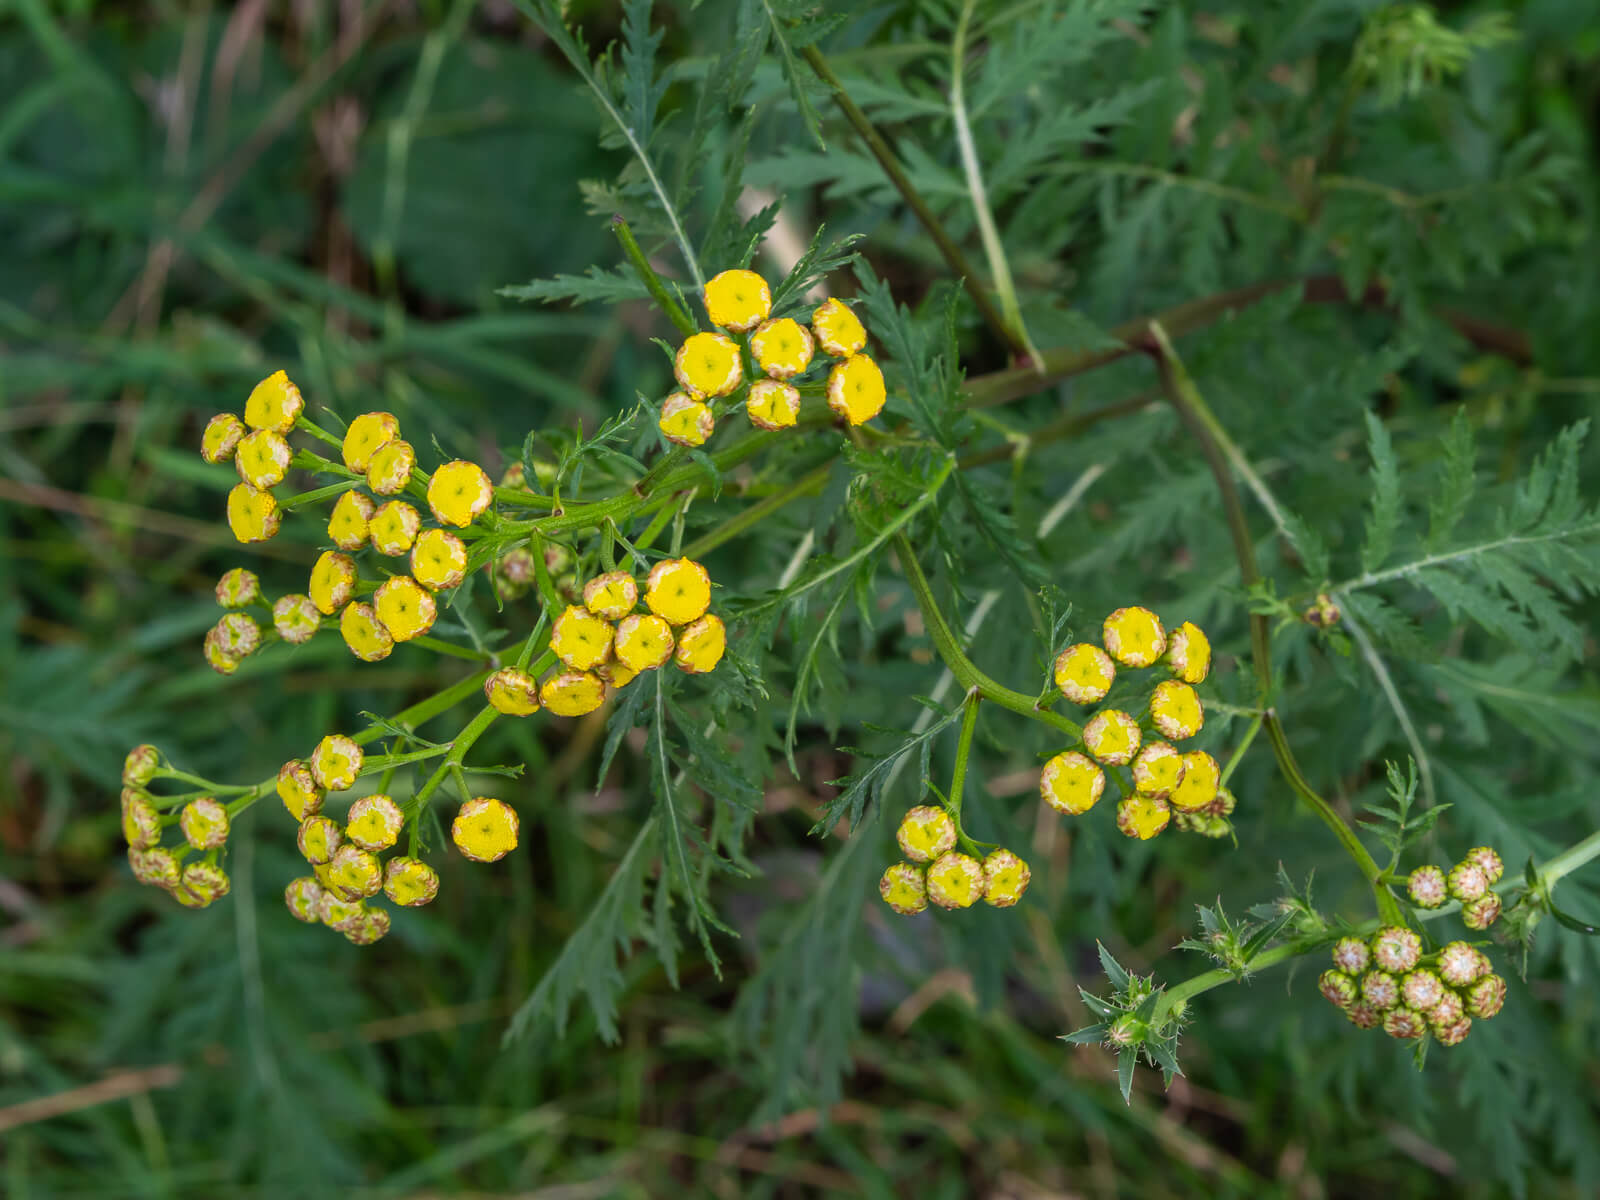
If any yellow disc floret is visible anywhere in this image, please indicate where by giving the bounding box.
[1131,741,1186,800]
[1116,794,1171,840]
[704,268,772,332]
[1166,621,1211,684]
[309,551,357,615]
[243,370,304,434]
[583,571,638,620]
[551,605,615,671]
[645,557,711,625]
[659,392,715,448]
[615,614,675,672]
[540,671,605,717]
[297,815,342,865]
[1053,643,1115,705]
[346,795,404,851]
[340,602,394,662]
[674,332,743,397]
[826,354,887,425]
[452,797,519,863]
[384,857,440,906]
[342,412,400,472]
[411,528,468,591]
[982,849,1031,908]
[369,500,421,555]
[896,805,957,862]
[310,733,362,791]
[366,439,416,496]
[427,460,493,528]
[1169,751,1221,812]
[226,483,281,543]
[328,490,375,551]
[235,429,292,490]
[750,317,815,379]
[673,614,725,674]
[328,844,383,898]
[1102,606,1167,667]
[485,667,540,715]
[746,379,801,430]
[202,413,247,464]
[374,575,437,642]
[879,862,928,915]
[273,594,321,644]
[926,852,985,909]
[811,298,867,358]
[1039,751,1105,814]
[179,798,230,850]
[277,760,325,821]
[1082,709,1141,766]
[1150,679,1204,741]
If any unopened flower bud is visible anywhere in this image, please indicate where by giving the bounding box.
[896,805,956,863]
[285,877,325,923]
[216,568,261,608]
[925,852,985,909]
[1102,606,1166,667]
[298,815,342,865]
[1360,970,1400,1010]
[1331,936,1370,974]
[310,734,362,791]
[1382,1006,1427,1039]
[1433,1016,1472,1046]
[179,798,229,850]
[1131,741,1185,800]
[1040,751,1104,815]
[981,849,1030,908]
[1053,643,1115,705]
[1401,969,1445,1012]
[452,797,519,863]
[1168,751,1220,813]
[1436,940,1483,987]
[343,905,392,945]
[1115,794,1170,840]
[384,857,440,907]
[1083,709,1141,766]
[879,862,928,915]
[202,413,247,464]
[485,667,541,716]
[1462,892,1502,930]
[345,794,404,852]
[1464,974,1506,1019]
[181,862,230,903]
[328,490,375,551]
[121,793,161,850]
[1303,593,1341,627]
[129,847,180,889]
[273,593,321,644]
[1346,1000,1381,1029]
[1149,680,1204,741]
[1165,621,1211,684]
[123,745,161,787]
[1319,969,1357,1008]
[1370,925,1422,973]
[1464,846,1504,884]
[1407,865,1447,909]
[1447,860,1489,904]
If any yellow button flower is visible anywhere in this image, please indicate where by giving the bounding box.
[452,797,519,863]
[926,852,985,909]
[273,594,321,644]
[318,892,364,931]
[309,551,357,615]
[1102,606,1167,667]
[485,667,541,715]
[551,604,614,671]
[226,483,282,543]
[1150,680,1204,741]
[540,671,605,717]
[673,613,725,674]
[583,571,638,620]
[615,614,675,672]
[369,500,421,556]
[123,745,160,787]
[1039,751,1105,814]
[659,392,715,447]
[674,331,743,397]
[1166,621,1211,684]
[645,557,711,625]
[346,794,404,852]
[343,906,392,946]
[374,575,437,642]
[121,793,160,849]
[750,317,814,379]
[328,843,383,899]
[340,602,394,661]
[342,411,400,472]
[411,528,468,591]
[1082,708,1141,766]
[1053,642,1115,705]
[297,815,343,865]
[1131,741,1185,800]
[704,267,772,332]
[284,877,325,923]
[202,633,239,675]
[244,369,304,433]
[1169,750,1221,812]
[277,760,325,821]
[202,413,246,464]
[879,862,928,915]
[129,847,180,889]
[235,429,292,490]
[180,863,230,903]
[428,460,493,527]
[328,490,374,551]
[311,733,363,791]
[1116,794,1171,840]
[811,298,867,358]
[179,797,229,850]
[209,612,261,658]
[826,354,887,425]
[597,660,639,691]
[215,567,260,608]
[896,804,956,862]
[367,439,416,495]
[384,856,440,906]
[982,849,1031,908]
[746,379,801,431]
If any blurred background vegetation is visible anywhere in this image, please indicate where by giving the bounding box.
[2,1,1598,1196]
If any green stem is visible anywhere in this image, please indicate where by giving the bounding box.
[411,635,491,663]
[681,461,831,560]
[946,690,986,855]
[293,414,346,452]
[613,215,697,338]
[406,704,500,824]
[1539,829,1600,890]
[1217,710,1263,788]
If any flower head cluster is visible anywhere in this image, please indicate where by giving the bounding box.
[118,745,234,909]
[1320,928,1504,1045]
[878,806,1030,915]
[1041,608,1218,841]
[1406,845,1504,930]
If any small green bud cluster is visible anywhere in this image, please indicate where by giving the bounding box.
[118,745,233,908]
[879,806,1031,915]
[1406,845,1505,930]
[1319,928,1505,1046]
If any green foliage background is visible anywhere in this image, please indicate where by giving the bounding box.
[2,0,1598,1195]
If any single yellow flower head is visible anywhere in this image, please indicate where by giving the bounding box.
[284,876,325,923]
[540,671,606,717]
[551,604,614,671]
[340,602,394,661]
[1102,606,1167,667]
[1116,794,1171,840]
[673,613,725,674]
[226,483,281,544]
[318,891,365,932]
[1169,750,1221,812]
[342,411,400,472]
[273,593,321,644]
[411,528,468,591]
[311,733,363,791]
[597,659,639,692]
[645,557,711,625]
[202,631,240,675]
[181,862,231,904]
[215,567,261,608]
[123,745,161,787]
[750,317,815,379]
[428,460,494,528]
[583,571,639,620]
[297,815,343,865]
[314,860,356,902]
[745,379,801,430]
[328,843,383,899]
[202,413,247,464]
[674,331,743,397]
[614,613,675,672]
[896,804,956,863]
[243,370,304,433]
[1053,643,1116,705]
[1039,751,1105,815]
[982,849,1031,908]
[704,267,772,331]
[1150,679,1204,741]
[452,796,519,863]
[659,392,715,448]
[811,298,867,358]
[328,490,375,551]
[1131,741,1186,800]
[235,429,292,490]
[374,575,437,642]
[384,857,440,906]
[170,881,212,908]
[346,794,404,852]
[121,792,161,849]
[343,906,392,946]
[277,759,325,822]
[366,439,416,495]
[879,862,928,915]
[826,354,887,425]
[209,612,261,658]
[368,500,419,556]
[129,847,180,889]
[1082,708,1141,766]
[179,797,229,850]
[485,667,541,716]
[926,852,985,909]
[1166,621,1211,684]
[309,550,357,615]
